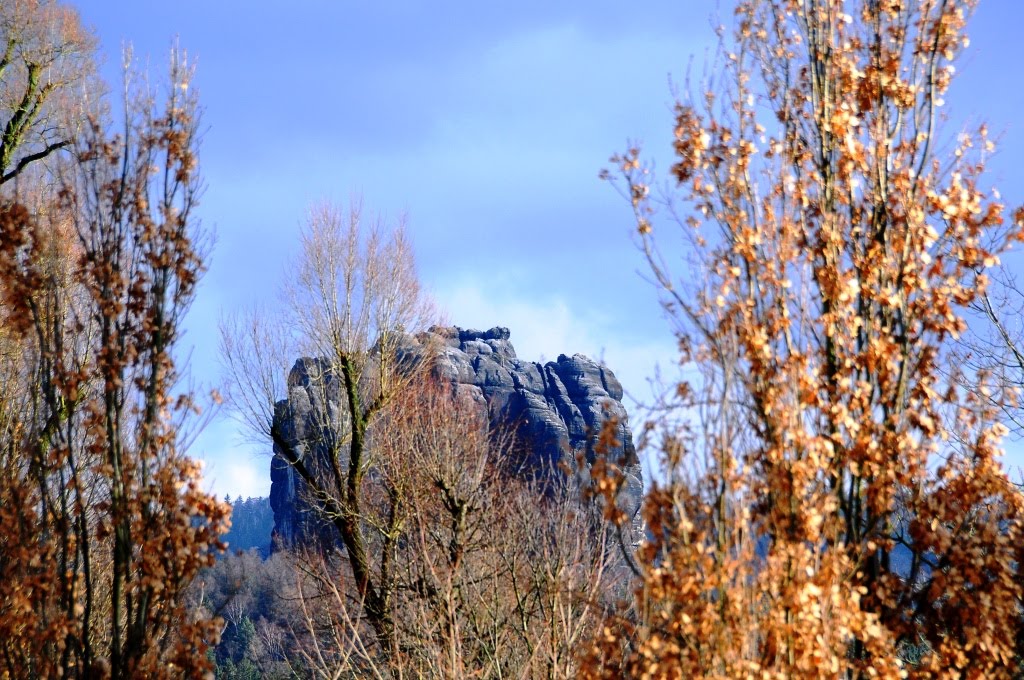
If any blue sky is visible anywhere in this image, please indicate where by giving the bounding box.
[74,2,1024,499]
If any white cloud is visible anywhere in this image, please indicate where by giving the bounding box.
[189,420,271,501]
[200,454,270,502]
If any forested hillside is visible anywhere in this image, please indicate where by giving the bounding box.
[221,497,273,556]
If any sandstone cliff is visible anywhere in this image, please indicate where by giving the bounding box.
[269,326,643,548]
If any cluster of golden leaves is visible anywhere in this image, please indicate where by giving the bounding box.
[585,0,1024,677]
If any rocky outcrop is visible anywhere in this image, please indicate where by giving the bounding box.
[417,326,640,483]
[268,356,344,549]
[269,326,643,548]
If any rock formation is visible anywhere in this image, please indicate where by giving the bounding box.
[269,326,643,548]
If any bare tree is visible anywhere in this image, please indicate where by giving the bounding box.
[222,206,623,676]
[221,200,435,653]
[0,0,95,185]
[957,264,1024,439]
[282,376,616,678]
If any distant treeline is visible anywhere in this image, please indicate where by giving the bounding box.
[222,497,274,557]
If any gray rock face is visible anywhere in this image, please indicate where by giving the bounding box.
[270,326,643,548]
[269,357,347,549]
